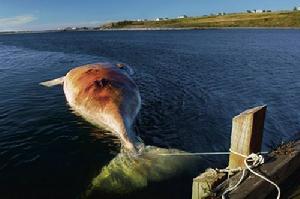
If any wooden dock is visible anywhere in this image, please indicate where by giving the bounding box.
[192,106,300,199]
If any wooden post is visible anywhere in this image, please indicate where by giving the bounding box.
[192,106,267,199]
[228,105,267,169]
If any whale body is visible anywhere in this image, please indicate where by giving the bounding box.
[41,62,201,194]
[41,63,141,152]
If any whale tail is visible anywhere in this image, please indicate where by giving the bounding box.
[39,76,65,87]
[85,146,201,196]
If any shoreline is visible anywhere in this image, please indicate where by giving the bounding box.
[98,26,300,31]
[2,10,300,35]
[1,26,300,36]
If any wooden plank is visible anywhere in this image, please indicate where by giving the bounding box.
[218,141,300,199]
[192,169,226,199]
[228,105,267,169]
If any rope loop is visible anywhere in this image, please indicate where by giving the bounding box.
[246,153,264,168]
[221,151,280,199]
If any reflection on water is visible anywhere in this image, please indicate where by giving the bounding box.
[87,146,201,195]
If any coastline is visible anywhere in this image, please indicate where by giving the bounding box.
[98,26,300,31]
[2,10,300,35]
[1,26,300,36]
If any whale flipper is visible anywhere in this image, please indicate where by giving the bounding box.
[40,76,65,87]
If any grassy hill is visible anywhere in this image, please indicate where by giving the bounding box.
[103,11,300,29]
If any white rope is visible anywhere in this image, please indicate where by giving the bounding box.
[221,169,247,199]
[156,149,280,198]
[157,150,268,156]
[245,154,281,199]
[158,152,231,156]
[221,151,281,199]
[229,148,248,158]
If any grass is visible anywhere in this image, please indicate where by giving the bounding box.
[103,11,300,29]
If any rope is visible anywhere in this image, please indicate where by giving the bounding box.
[244,154,281,199]
[157,149,268,156]
[221,169,246,199]
[156,149,280,198]
[157,152,231,156]
[229,148,248,158]
[221,151,281,199]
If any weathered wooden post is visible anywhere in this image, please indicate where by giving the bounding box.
[228,105,267,169]
[192,105,267,199]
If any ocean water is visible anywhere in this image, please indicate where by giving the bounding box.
[0,29,300,199]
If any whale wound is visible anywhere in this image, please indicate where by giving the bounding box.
[95,78,110,88]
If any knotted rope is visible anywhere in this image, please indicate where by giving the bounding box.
[221,149,280,199]
[157,149,280,198]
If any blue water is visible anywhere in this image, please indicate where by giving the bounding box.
[0,29,300,199]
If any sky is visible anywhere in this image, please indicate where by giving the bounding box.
[0,0,300,31]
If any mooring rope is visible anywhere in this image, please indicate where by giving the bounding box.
[221,169,246,199]
[244,154,281,199]
[221,149,281,199]
[157,152,231,156]
[157,150,268,156]
[157,149,280,199]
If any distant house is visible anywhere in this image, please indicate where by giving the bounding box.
[136,19,148,22]
[255,9,263,13]
[249,9,264,13]
[218,12,226,16]
[177,15,188,19]
[155,18,164,21]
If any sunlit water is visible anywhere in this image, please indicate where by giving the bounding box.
[1,30,300,199]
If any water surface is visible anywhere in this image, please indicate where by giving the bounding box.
[0,29,300,199]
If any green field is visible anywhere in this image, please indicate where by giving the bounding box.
[103,11,300,29]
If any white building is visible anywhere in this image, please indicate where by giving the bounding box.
[137,19,148,22]
[177,15,188,19]
[155,18,164,21]
[251,9,263,13]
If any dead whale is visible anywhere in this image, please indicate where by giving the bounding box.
[41,63,141,152]
[40,62,201,194]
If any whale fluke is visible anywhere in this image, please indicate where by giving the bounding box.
[86,146,201,195]
[39,76,65,87]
